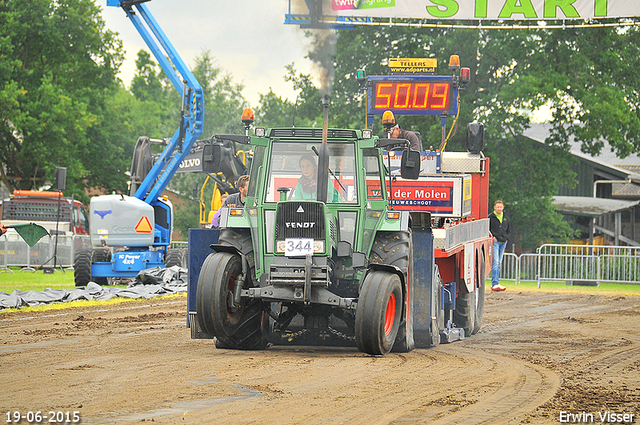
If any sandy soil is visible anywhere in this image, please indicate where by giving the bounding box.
[1,288,639,425]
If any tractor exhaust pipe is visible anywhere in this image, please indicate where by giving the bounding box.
[316,95,330,203]
[322,94,329,144]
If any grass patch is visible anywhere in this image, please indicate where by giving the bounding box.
[0,267,78,292]
[0,267,130,293]
[488,279,640,296]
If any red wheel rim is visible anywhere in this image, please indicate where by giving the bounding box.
[384,293,396,336]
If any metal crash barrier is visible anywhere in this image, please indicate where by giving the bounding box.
[0,234,91,271]
[495,244,640,286]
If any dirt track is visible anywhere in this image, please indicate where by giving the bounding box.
[1,288,639,425]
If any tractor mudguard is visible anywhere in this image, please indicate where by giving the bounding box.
[378,210,411,232]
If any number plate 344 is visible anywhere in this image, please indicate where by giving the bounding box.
[285,238,314,257]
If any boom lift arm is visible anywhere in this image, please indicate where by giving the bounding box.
[76,1,205,287]
[107,0,204,206]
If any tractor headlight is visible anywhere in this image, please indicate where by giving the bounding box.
[313,240,325,253]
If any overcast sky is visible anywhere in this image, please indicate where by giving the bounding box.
[100,0,315,107]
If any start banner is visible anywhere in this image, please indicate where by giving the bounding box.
[328,0,640,20]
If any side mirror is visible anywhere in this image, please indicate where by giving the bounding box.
[466,122,484,153]
[400,149,421,180]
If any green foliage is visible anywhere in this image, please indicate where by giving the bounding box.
[330,25,640,248]
[255,64,325,129]
[488,137,577,250]
[2,4,637,247]
[0,0,123,199]
[194,51,248,136]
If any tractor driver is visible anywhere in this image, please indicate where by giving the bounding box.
[292,154,341,202]
[293,154,318,200]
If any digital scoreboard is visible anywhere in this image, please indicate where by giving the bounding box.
[372,81,451,112]
[366,75,459,117]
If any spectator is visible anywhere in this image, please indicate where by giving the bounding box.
[489,200,511,291]
[210,193,228,229]
[223,175,249,208]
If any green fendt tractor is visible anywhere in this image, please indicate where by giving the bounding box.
[187,116,455,355]
[188,59,491,356]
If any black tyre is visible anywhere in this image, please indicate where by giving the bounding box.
[92,248,111,286]
[219,228,255,284]
[471,256,486,335]
[180,247,188,269]
[196,252,266,350]
[165,248,185,268]
[369,231,412,352]
[453,288,476,337]
[73,248,93,287]
[355,271,403,355]
[427,266,445,347]
[454,250,485,337]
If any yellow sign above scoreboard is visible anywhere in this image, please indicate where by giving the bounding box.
[389,58,438,75]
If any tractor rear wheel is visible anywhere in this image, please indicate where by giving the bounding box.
[355,270,403,355]
[369,231,412,352]
[196,251,266,350]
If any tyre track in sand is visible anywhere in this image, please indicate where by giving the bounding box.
[2,292,639,424]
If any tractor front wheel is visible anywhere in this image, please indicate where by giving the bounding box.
[355,271,403,355]
[196,251,266,350]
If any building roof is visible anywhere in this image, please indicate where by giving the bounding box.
[552,196,640,217]
[522,124,640,184]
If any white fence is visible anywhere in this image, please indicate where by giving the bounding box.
[0,235,189,272]
[497,244,640,286]
[3,235,638,285]
[0,234,92,271]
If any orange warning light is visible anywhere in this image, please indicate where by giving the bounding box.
[135,216,153,233]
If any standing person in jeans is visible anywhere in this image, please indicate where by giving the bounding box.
[489,200,511,291]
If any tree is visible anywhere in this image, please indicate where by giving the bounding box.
[160,51,249,238]
[256,64,324,129]
[0,0,124,199]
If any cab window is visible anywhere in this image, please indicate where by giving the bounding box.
[265,142,357,204]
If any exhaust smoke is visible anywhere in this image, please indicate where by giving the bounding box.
[292,0,338,97]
